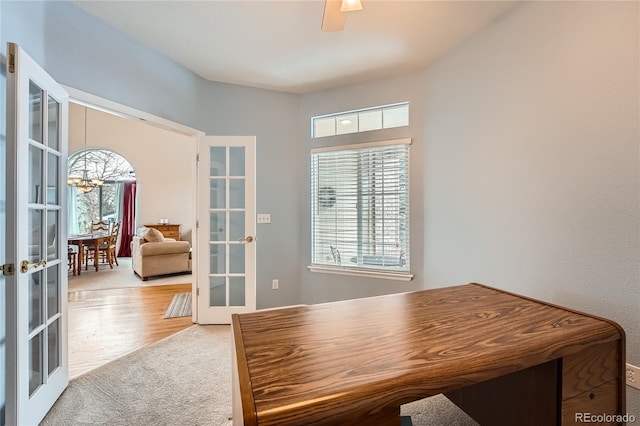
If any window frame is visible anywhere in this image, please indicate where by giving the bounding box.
[308,138,413,281]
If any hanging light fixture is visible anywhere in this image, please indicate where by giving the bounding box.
[68,107,104,193]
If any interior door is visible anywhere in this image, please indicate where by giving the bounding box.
[197,136,256,324]
[5,42,69,425]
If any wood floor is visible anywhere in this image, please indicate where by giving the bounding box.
[68,283,194,378]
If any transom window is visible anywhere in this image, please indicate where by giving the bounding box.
[312,102,409,138]
[310,139,411,279]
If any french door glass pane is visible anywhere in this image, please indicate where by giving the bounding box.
[210,147,226,176]
[47,95,60,150]
[229,277,245,306]
[209,212,225,242]
[210,179,225,209]
[29,145,43,204]
[47,264,60,318]
[28,209,42,263]
[29,270,43,332]
[229,245,245,274]
[46,152,58,205]
[229,179,245,208]
[29,80,43,143]
[209,244,226,274]
[29,332,44,396]
[229,212,244,241]
[48,319,61,375]
[209,277,226,306]
[229,147,245,176]
[46,210,58,261]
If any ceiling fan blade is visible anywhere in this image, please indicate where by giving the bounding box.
[322,0,347,32]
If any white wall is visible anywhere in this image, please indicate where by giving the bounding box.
[301,0,639,415]
[420,1,639,414]
[68,103,196,241]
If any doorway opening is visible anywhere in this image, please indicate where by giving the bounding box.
[65,99,199,378]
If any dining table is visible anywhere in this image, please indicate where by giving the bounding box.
[67,232,110,276]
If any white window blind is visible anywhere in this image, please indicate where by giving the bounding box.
[311,139,410,274]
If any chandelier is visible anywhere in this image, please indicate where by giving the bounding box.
[68,107,104,193]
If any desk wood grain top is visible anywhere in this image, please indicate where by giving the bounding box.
[232,283,623,425]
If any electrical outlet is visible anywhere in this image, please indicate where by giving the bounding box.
[272,279,279,290]
[627,363,640,390]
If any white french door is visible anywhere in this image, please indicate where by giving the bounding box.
[196,136,256,324]
[5,42,69,425]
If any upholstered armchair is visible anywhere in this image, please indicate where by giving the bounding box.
[130,227,191,281]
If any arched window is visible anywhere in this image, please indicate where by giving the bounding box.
[68,149,135,234]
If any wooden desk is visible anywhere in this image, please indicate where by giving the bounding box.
[231,283,625,426]
[68,232,110,276]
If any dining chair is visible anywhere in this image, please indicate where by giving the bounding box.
[90,220,110,233]
[100,221,121,267]
[68,245,79,276]
[85,220,111,269]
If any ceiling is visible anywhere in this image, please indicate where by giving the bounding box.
[72,1,518,94]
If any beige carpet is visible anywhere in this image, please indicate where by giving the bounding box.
[68,257,192,292]
[42,325,477,426]
[42,325,232,426]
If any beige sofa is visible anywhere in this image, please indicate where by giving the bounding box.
[131,227,191,281]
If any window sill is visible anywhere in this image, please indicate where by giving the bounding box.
[307,265,414,282]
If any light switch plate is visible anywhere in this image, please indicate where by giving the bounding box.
[257,214,271,224]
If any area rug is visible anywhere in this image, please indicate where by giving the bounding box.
[68,257,193,292]
[41,325,477,426]
[164,292,192,318]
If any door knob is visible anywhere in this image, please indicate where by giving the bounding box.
[20,259,47,273]
[238,236,255,243]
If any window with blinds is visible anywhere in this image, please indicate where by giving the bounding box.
[311,139,410,275]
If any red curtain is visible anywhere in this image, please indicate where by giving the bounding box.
[118,180,137,257]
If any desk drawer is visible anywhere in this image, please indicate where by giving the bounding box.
[161,230,180,240]
[561,379,620,425]
[562,341,620,400]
